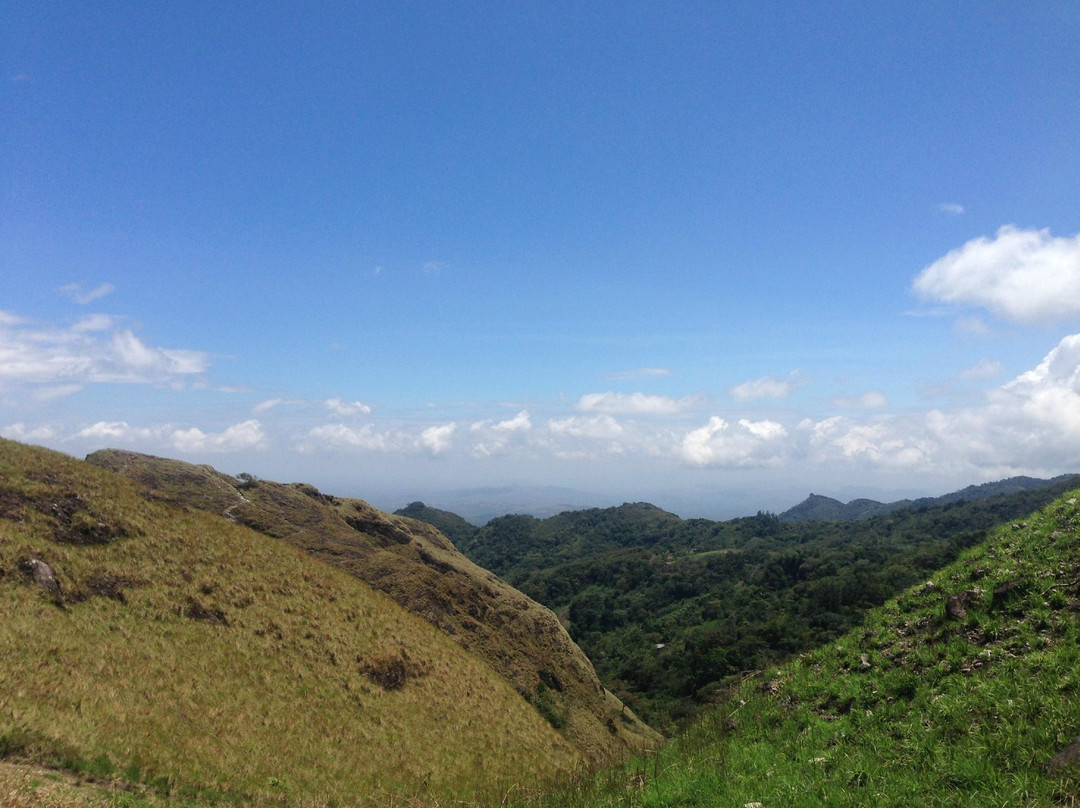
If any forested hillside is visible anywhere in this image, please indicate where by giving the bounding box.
[779,474,1079,522]
[445,480,1080,729]
[515,487,1080,807]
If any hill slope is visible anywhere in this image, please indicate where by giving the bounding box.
[0,438,583,805]
[524,487,1080,807]
[86,449,657,762]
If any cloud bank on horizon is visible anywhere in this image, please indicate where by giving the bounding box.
[3,226,1080,493]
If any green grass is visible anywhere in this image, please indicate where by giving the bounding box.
[505,490,1080,807]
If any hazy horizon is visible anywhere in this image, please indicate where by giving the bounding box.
[4,3,1079,510]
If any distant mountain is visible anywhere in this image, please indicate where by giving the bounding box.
[780,473,1080,522]
[401,485,607,525]
[394,500,479,544]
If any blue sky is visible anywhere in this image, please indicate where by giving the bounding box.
[3,2,1080,518]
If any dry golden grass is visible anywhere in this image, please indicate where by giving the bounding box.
[86,450,659,766]
[0,439,582,806]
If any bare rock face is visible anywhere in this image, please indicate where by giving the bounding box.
[944,589,979,620]
[1048,734,1080,772]
[19,557,63,603]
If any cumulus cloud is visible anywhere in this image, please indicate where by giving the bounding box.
[325,397,373,416]
[833,391,888,409]
[575,392,704,415]
[299,423,394,452]
[78,421,134,440]
[729,373,799,402]
[469,410,532,455]
[913,225,1080,324]
[679,416,788,467]
[493,410,531,432]
[548,414,624,440]
[0,313,210,389]
[60,282,115,305]
[1,423,59,442]
[420,423,456,455]
[170,420,268,453]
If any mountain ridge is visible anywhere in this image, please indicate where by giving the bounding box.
[779,473,1080,522]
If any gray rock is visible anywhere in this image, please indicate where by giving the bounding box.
[19,557,63,603]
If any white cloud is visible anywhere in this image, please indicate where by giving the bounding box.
[78,421,132,439]
[953,316,992,337]
[72,314,116,333]
[958,359,1003,381]
[938,203,965,215]
[730,373,798,402]
[69,420,162,446]
[469,410,533,455]
[1,423,59,442]
[913,225,1080,324]
[253,398,283,415]
[170,420,269,453]
[493,410,531,432]
[679,416,788,468]
[0,313,210,389]
[575,392,704,415]
[548,414,624,440]
[60,282,115,305]
[299,423,394,453]
[325,397,373,416]
[420,423,456,455]
[0,311,31,327]
[833,391,888,409]
[605,367,673,381]
[32,384,84,401]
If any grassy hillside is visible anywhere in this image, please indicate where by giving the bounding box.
[85,449,658,763]
[516,487,1080,806]
[0,438,585,805]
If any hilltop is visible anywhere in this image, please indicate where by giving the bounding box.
[395,500,480,545]
[526,487,1080,806]
[0,438,643,806]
